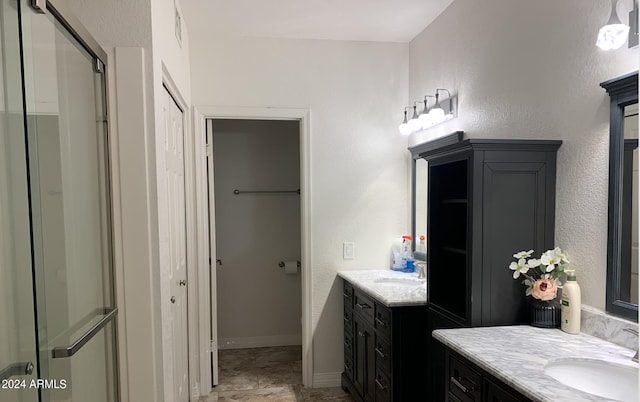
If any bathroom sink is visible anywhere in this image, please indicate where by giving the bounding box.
[544,357,638,402]
[373,277,425,287]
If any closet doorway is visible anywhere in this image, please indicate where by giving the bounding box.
[206,118,304,387]
[207,119,302,349]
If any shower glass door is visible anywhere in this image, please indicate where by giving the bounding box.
[20,2,118,401]
[0,0,39,400]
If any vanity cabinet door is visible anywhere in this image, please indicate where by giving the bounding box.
[353,313,375,402]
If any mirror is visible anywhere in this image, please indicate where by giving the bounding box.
[601,72,639,321]
[409,132,463,261]
[413,158,428,260]
[623,104,638,305]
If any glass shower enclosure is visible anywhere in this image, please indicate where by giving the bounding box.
[0,0,118,401]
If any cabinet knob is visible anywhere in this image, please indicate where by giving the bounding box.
[170,296,176,304]
[358,331,365,337]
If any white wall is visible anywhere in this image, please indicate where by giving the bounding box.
[190,36,409,379]
[212,119,302,348]
[408,0,638,310]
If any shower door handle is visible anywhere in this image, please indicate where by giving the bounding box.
[51,307,118,359]
[0,361,34,381]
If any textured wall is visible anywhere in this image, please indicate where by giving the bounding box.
[408,0,638,310]
[190,36,409,378]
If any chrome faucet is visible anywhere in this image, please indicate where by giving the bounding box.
[416,261,426,280]
[623,327,639,363]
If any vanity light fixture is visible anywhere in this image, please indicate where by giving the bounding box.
[597,0,631,50]
[398,107,413,136]
[398,89,457,136]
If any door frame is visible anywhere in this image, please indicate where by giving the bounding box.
[192,105,312,395]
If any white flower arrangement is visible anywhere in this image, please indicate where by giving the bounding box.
[508,247,569,301]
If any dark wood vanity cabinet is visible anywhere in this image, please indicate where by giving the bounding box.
[420,139,561,401]
[443,344,533,402]
[342,280,427,402]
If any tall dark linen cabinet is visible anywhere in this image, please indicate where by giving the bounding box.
[419,139,561,401]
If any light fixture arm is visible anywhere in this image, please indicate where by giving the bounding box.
[436,88,451,101]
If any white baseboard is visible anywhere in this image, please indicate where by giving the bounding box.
[218,334,302,350]
[312,372,342,388]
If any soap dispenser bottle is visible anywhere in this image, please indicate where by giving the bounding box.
[561,270,581,334]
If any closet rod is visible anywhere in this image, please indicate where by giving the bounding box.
[233,189,300,195]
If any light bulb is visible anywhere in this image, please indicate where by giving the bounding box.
[596,23,630,50]
[399,122,413,136]
[419,113,434,129]
[596,0,630,50]
[429,107,445,123]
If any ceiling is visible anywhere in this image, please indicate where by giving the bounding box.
[180,0,455,43]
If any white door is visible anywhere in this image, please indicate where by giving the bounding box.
[163,86,189,402]
[205,120,219,385]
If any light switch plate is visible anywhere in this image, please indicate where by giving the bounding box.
[343,242,355,260]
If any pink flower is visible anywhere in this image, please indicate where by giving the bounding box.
[531,279,557,301]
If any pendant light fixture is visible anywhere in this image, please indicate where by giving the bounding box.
[419,95,435,129]
[398,107,413,136]
[408,102,422,132]
[597,0,631,50]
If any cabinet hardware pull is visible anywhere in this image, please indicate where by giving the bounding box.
[343,292,351,298]
[358,331,365,337]
[345,362,350,370]
[375,317,387,327]
[375,347,386,358]
[451,376,475,394]
[344,340,351,347]
[356,303,371,309]
[375,378,386,390]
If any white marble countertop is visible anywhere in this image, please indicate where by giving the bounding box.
[433,326,638,402]
[337,269,426,307]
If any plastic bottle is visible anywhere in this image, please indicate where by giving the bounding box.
[561,270,581,334]
[416,235,426,253]
[390,237,403,271]
[401,235,414,272]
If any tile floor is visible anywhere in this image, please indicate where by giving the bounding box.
[199,345,355,401]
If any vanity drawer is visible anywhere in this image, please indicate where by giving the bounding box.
[449,354,482,402]
[374,333,391,372]
[353,289,374,324]
[343,305,353,334]
[374,367,391,402]
[343,282,354,309]
[343,330,354,357]
[374,302,391,340]
[343,355,354,381]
